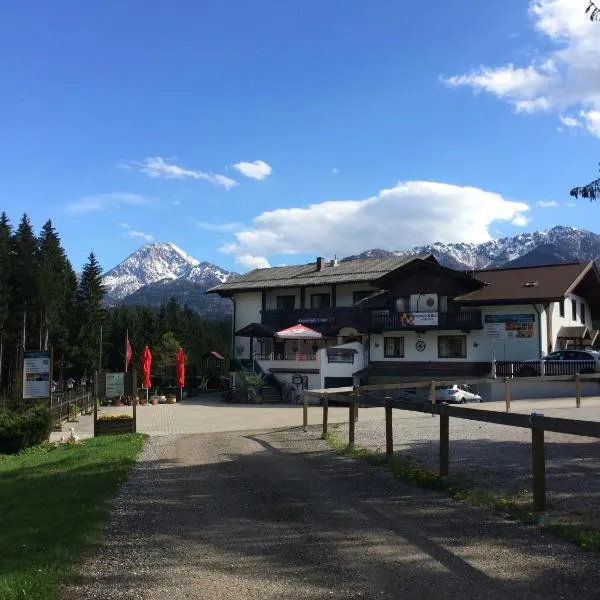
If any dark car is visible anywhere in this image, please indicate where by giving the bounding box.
[518,350,600,376]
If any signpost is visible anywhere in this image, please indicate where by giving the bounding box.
[23,350,51,400]
[105,372,125,398]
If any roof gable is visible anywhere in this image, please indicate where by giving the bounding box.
[456,261,600,306]
[207,253,434,295]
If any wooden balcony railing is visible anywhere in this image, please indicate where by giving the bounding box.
[261,307,365,332]
[369,310,483,332]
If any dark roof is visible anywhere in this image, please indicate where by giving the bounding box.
[456,262,599,305]
[207,253,433,295]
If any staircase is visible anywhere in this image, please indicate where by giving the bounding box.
[261,385,281,403]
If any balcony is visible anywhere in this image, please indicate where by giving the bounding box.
[369,310,483,332]
[261,307,365,332]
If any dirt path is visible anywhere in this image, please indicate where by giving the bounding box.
[70,428,600,599]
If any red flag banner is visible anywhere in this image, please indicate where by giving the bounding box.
[142,345,152,389]
[176,347,185,389]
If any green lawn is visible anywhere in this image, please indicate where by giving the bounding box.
[0,434,144,600]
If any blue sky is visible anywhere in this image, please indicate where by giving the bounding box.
[1,0,599,273]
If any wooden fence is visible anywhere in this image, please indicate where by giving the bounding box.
[301,373,600,512]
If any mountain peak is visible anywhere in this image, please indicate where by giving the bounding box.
[102,242,231,303]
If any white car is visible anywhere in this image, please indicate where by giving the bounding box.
[435,384,482,404]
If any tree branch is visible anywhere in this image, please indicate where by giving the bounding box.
[586,1,600,20]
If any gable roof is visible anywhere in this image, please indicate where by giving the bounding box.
[456,261,600,305]
[207,253,435,295]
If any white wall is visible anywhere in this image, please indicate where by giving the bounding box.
[335,284,376,307]
[549,293,593,350]
[233,291,262,359]
[318,342,365,388]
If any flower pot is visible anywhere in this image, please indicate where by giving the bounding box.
[167,396,176,404]
[151,396,159,406]
[113,398,122,407]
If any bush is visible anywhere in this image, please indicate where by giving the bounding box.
[0,407,54,454]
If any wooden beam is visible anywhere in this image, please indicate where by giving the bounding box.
[575,373,581,408]
[321,395,328,440]
[385,397,393,459]
[440,412,449,476]
[532,426,546,512]
[504,377,511,413]
[348,403,356,448]
[302,392,308,432]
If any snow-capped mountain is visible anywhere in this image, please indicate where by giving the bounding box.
[344,226,600,270]
[102,243,233,307]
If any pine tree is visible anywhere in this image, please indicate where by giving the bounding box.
[9,214,39,350]
[74,252,106,372]
[37,220,72,352]
[0,213,13,389]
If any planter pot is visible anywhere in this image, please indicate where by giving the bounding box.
[167,396,177,404]
[151,397,159,405]
[95,418,134,436]
[113,398,122,407]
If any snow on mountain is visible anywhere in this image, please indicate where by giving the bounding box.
[345,227,600,270]
[102,242,233,303]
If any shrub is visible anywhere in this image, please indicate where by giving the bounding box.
[0,407,54,454]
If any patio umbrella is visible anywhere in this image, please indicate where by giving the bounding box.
[176,347,185,391]
[275,324,322,339]
[142,345,152,389]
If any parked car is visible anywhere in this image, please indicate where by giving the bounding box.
[435,384,482,404]
[518,350,600,376]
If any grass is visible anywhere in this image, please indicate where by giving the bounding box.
[0,434,145,600]
[325,432,600,553]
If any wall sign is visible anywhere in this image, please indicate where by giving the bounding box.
[415,340,426,352]
[23,350,51,399]
[401,312,439,327]
[484,314,535,339]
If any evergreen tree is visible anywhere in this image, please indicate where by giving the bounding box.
[37,220,71,351]
[74,252,106,372]
[0,213,13,388]
[8,214,39,350]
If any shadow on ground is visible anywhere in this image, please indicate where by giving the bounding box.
[67,428,599,600]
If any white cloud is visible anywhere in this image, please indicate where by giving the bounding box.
[566,202,576,207]
[220,180,530,262]
[232,160,272,180]
[194,221,244,233]
[236,254,271,270]
[332,168,339,175]
[442,1,600,137]
[65,192,150,214]
[121,157,238,190]
[125,230,154,242]
[559,114,581,128]
[536,200,559,207]
[511,214,530,226]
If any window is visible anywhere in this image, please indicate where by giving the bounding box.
[276,295,295,310]
[384,337,404,358]
[327,351,355,364]
[559,299,565,318]
[310,293,331,308]
[572,299,577,321]
[353,290,372,304]
[581,302,586,324]
[438,335,467,358]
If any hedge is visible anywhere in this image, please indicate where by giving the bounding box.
[0,407,54,454]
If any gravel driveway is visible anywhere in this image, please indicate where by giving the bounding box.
[67,427,599,599]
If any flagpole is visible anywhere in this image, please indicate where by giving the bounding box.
[98,324,102,373]
[125,329,129,373]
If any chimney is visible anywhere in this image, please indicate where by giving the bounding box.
[330,255,338,267]
[316,257,325,271]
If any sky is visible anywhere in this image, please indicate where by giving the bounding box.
[1,0,600,274]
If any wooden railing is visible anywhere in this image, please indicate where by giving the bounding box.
[369,310,483,332]
[261,307,365,331]
[302,374,600,512]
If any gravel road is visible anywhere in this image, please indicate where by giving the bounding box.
[68,428,600,600]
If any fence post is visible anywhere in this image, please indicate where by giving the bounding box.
[385,396,393,460]
[439,408,449,477]
[348,402,355,448]
[539,359,545,377]
[93,396,97,438]
[132,394,137,433]
[302,391,308,432]
[575,373,581,408]
[352,385,360,422]
[531,421,546,512]
[321,395,328,440]
[429,381,436,404]
[509,363,514,378]
[504,377,511,413]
